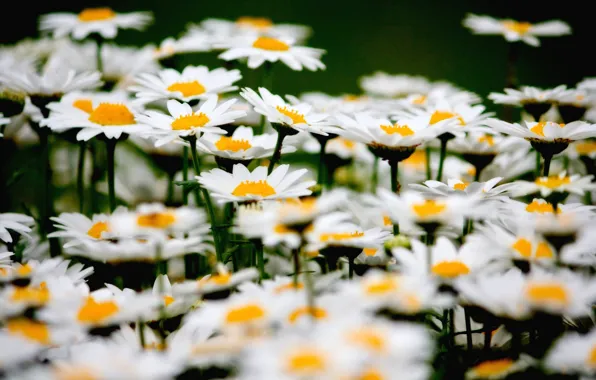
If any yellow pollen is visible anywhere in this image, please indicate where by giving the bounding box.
[16,264,32,276]
[215,136,252,152]
[380,123,415,136]
[87,221,109,239]
[288,306,328,324]
[383,215,392,227]
[225,304,266,324]
[320,231,364,242]
[412,95,427,105]
[202,272,231,286]
[430,110,465,126]
[502,20,532,34]
[7,318,50,344]
[253,36,290,51]
[347,328,386,353]
[403,293,422,311]
[453,182,469,191]
[412,199,447,219]
[512,238,532,258]
[73,99,93,113]
[274,224,293,234]
[526,200,554,214]
[588,346,596,367]
[336,138,355,150]
[11,286,50,305]
[343,94,362,102]
[236,16,273,29]
[530,121,565,137]
[167,81,206,97]
[0,268,7,276]
[276,106,306,124]
[431,261,470,278]
[359,369,384,380]
[78,8,116,22]
[55,367,98,380]
[232,180,276,197]
[478,135,495,146]
[137,212,176,229]
[171,113,210,130]
[526,283,568,305]
[536,242,554,258]
[365,277,399,295]
[535,176,571,189]
[402,150,426,169]
[77,297,119,323]
[88,103,135,126]
[363,248,377,256]
[286,351,326,375]
[576,141,596,155]
[274,282,304,293]
[472,358,515,377]
[163,295,175,306]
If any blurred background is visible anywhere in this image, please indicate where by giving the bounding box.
[2,0,593,105]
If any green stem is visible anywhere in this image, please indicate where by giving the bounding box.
[436,138,448,182]
[317,139,328,188]
[585,191,593,205]
[105,139,117,213]
[390,160,400,235]
[262,61,273,91]
[543,153,553,177]
[448,308,455,348]
[425,232,434,274]
[254,240,265,282]
[182,146,189,205]
[425,146,431,180]
[483,323,492,351]
[166,172,174,206]
[268,131,287,174]
[292,248,300,287]
[77,141,86,213]
[474,167,481,182]
[535,149,541,178]
[94,35,104,75]
[38,130,52,239]
[348,256,354,279]
[371,156,379,193]
[138,320,146,348]
[155,243,167,349]
[464,308,473,350]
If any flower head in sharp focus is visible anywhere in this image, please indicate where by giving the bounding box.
[544,328,596,376]
[41,91,145,141]
[218,35,325,71]
[462,13,571,47]
[197,163,315,204]
[197,126,296,161]
[131,65,242,105]
[240,87,333,135]
[0,213,34,244]
[202,17,312,43]
[138,98,246,146]
[39,8,153,39]
[486,119,596,144]
[508,172,596,198]
[488,85,567,109]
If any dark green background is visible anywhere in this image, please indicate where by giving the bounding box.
[2,0,593,101]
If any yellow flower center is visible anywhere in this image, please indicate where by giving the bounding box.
[412,95,427,105]
[286,350,327,375]
[320,231,364,242]
[536,242,554,258]
[364,276,399,295]
[78,8,116,22]
[73,99,93,113]
[232,180,276,197]
[87,221,109,239]
[471,358,515,377]
[452,181,469,191]
[530,121,565,137]
[430,111,465,126]
[526,283,568,305]
[77,297,119,324]
[276,106,306,124]
[225,304,266,324]
[288,306,328,324]
[336,137,355,150]
[236,16,272,29]
[215,136,252,152]
[163,295,175,307]
[274,282,304,293]
[7,318,50,344]
[55,367,98,380]
[273,224,294,234]
[478,135,495,146]
[11,285,50,305]
[502,20,532,34]
[359,369,384,380]
[137,212,176,229]
[535,176,571,189]
[402,150,426,169]
[576,141,596,155]
[363,248,377,256]
[525,200,554,214]
[412,199,447,219]
[587,345,596,367]
[253,36,290,51]
[512,238,532,257]
[201,272,231,286]
[88,103,135,126]
[171,113,210,130]
[380,123,414,136]
[347,328,386,353]
[16,264,32,277]
[146,342,166,351]
[383,215,392,227]
[431,261,470,278]
[167,81,206,97]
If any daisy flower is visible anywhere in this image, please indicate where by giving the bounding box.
[174,264,258,296]
[138,98,246,146]
[0,213,34,244]
[302,135,375,163]
[359,72,432,98]
[197,163,315,204]
[0,334,44,371]
[42,91,145,141]
[466,357,533,380]
[218,35,325,71]
[272,188,350,228]
[153,32,213,61]
[131,66,241,105]
[447,132,520,156]
[240,87,333,135]
[488,85,566,107]
[232,202,301,248]
[148,274,195,319]
[544,328,596,376]
[202,17,312,43]
[197,126,296,162]
[567,139,596,159]
[462,13,571,47]
[409,177,510,199]
[508,172,596,197]
[39,8,153,39]
[486,119,596,144]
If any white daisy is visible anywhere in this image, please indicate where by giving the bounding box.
[359,72,432,98]
[462,13,571,47]
[567,139,596,159]
[131,66,241,105]
[0,213,34,244]
[409,177,511,199]
[544,329,596,376]
[488,85,567,106]
[302,134,375,163]
[240,87,333,135]
[508,172,596,197]
[39,8,153,39]
[0,67,101,98]
[466,357,533,380]
[174,264,258,296]
[153,32,213,61]
[138,98,246,146]
[486,119,596,143]
[196,163,315,204]
[202,17,312,43]
[218,35,325,71]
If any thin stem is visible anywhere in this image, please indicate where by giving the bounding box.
[348,256,354,279]
[262,61,273,91]
[105,139,117,213]
[483,323,492,351]
[503,42,518,122]
[166,172,174,205]
[292,248,300,287]
[390,160,400,235]
[425,232,434,274]
[371,156,379,193]
[474,167,481,182]
[89,142,99,215]
[254,240,265,282]
[317,139,328,188]
[182,146,189,205]
[301,249,316,322]
[543,153,553,177]
[138,320,146,348]
[39,130,50,238]
[155,243,167,349]
[464,308,473,350]
[268,130,287,174]
[436,138,448,182]
[425,146,431,180]
[77,141,86,213]
[95,36,104,74]
[448,308,455,348]
[535,149,541,178]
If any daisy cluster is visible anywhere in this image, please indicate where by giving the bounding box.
[0,6,596,380]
